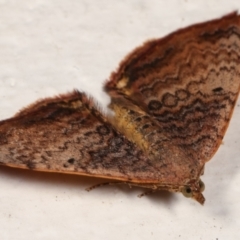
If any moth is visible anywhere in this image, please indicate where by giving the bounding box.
[0,12,240,205]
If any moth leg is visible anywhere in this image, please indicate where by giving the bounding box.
[138,189,157,198]
[86,181,128,191]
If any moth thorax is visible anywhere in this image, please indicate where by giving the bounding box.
[110,99,169,159]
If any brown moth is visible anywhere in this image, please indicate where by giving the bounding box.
[1,12,240,204]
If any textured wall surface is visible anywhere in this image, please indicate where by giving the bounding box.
[0,1,240,239]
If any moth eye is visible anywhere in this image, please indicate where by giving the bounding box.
[182,187,193,198]
[199,180,205,193]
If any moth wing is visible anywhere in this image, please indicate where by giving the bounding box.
[0,90,165,183]
[105,12,240,163]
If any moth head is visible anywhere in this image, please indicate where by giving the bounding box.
[181,179,205,204]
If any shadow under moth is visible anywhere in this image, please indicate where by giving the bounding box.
[0,12,240,204]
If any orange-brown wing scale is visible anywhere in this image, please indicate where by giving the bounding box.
[0,91,155,182]
[105,12,240,165]
[0,91,205,202]
[1,13,240,204]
